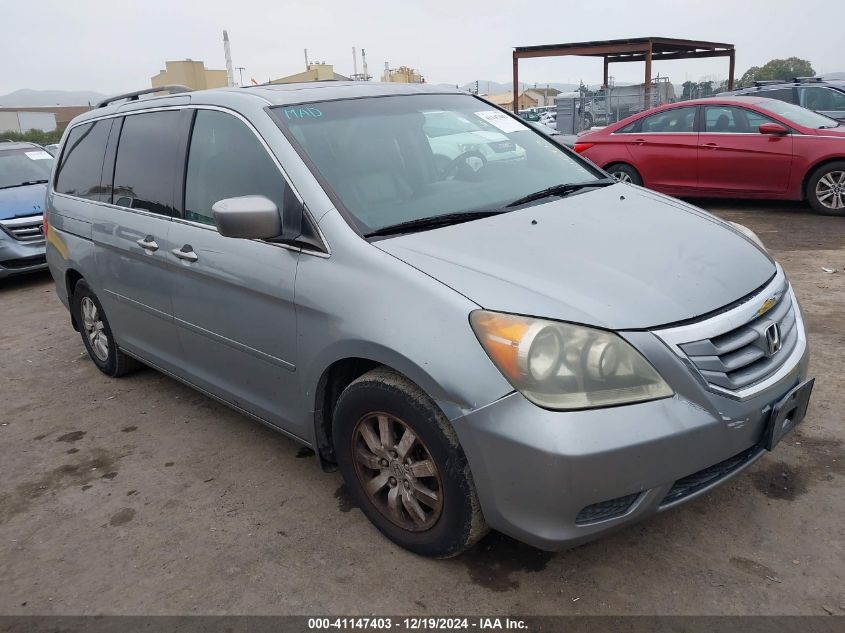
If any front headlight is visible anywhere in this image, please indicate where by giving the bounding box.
[470,311,673,410]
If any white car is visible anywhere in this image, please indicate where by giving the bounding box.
[538,112,557,129]
[424,111,527,175]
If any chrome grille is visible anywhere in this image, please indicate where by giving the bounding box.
[653,266,806,398]
[679,293,797,391]
[0,215,44,242]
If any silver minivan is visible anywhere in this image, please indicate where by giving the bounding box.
[46,82,813,557]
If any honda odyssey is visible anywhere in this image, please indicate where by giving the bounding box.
[45,82,813,557]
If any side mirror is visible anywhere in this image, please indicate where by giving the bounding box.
[759,122,788,135]
[212,195,282,239]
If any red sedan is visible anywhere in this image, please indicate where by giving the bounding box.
[574,96,845,215]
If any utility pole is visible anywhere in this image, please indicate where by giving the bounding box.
[235,67,245,87]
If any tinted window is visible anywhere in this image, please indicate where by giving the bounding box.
[112,111,184,216]
[799,86,845,111]
[704,106,777,133]
[184,110,289,227]
[55,120,111,200]
[616,120,640,133]
[640,107,696,133]
[758,88,795,103]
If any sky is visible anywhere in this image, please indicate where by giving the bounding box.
[2,0,844,96]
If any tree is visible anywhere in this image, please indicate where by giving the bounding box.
[1,128,63,145]
[738,57,816,87]
[681,80,716,100]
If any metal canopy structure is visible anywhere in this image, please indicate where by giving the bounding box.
[512,37,736,112]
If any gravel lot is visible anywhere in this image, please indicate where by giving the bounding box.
[1,200,843,616]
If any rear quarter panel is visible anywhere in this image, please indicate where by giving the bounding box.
[46,191,98,309]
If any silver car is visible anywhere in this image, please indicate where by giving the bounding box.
[45,82,813,557]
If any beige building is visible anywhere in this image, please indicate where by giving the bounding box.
[482,91,538,111]
[524,87,561,107]
[382,66,424,83]
[271,63,350,84]
[151,60,228,91]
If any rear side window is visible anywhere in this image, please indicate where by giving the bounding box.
[640,107,696,133]
[616,120,640,133]
[112,111,184,216]
[758,88,795,104]
[184,109,289,226]
[55,120,111,200]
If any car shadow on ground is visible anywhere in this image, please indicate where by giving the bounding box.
[0,270,53,295]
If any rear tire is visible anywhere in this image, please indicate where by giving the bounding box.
[806,161,845,216]
[72,279,141,377]
[605,162,643,186]
[333,367,487,557]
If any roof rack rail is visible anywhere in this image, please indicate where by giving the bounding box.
[792,76,824,83]
[96,85,192,109]
[753,80,782,86]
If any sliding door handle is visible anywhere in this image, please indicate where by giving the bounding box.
[172,245,198,262]
[136,236,158,251]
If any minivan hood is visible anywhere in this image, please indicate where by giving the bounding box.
[376,184,776,330]
[0,183,47,221]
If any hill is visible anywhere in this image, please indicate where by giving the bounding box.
[0,89,107,107]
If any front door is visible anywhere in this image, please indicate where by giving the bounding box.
[168,108,303,434]
[697,105,793,194]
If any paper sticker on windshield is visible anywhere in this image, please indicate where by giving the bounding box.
[474,110,527,133]
[25,150,53,160]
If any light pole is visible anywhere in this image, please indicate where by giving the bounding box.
[235,67,246,87]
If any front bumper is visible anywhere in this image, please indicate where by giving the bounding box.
[0,236,47,279]
[454,304,810,551]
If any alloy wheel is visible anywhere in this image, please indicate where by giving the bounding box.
[351,412,444,531]
[816,171,845,210]
[612,171,633,183]
[80,296,109,362]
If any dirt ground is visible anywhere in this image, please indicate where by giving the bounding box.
[1,201,843,616]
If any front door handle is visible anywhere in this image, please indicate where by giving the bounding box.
[172,245,198,263]
[136,236,159,251]
[703,142,719,150]
[630,138,647,145]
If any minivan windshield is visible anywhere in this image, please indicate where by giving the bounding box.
[756,99,840,129]
[272,94,601,235]
[0,148,53,189]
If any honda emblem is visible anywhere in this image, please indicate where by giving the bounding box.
[764,323,782,356]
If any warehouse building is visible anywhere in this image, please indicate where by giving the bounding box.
[151,60,228,91]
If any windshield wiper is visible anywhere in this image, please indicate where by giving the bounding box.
[0,179,49,190]
[505,178,616,208]
[364,210,506,238]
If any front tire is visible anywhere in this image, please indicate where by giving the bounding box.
[333,367,487,557]
[806,161,845,216]
[72,279,140,377]
[605,162,643,186]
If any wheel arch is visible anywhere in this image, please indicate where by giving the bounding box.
[309,346,459,472]
[801,156,845,200]
[65,268,85,331]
